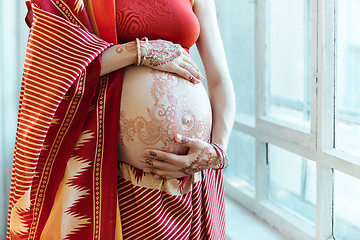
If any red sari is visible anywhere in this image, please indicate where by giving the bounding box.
[7,0,225,239]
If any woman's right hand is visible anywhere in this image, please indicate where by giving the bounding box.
[140,39,204,84]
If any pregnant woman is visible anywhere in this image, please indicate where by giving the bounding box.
[7,0,235,239]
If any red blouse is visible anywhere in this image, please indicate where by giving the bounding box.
[116,0,200,49]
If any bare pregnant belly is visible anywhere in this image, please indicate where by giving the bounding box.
[118,66,212,169]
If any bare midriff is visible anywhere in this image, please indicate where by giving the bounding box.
[118,66,212,169]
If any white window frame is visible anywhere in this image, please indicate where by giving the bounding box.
[225,0,360,240]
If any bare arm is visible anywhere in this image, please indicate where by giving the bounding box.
[100,40,204,83]
[99,42,137,76]
[194,0,236,151]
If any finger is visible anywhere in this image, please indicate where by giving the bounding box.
[143,149,189,167]
[182,56,202,75]
[139,157,180,171]
[143,168,186,179]
[175,133,203,149]
[174,66,200,84]
[180,61,203,81]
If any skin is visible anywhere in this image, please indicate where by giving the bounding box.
[118,67,212,173]
[100,0,235,179]
[100,40,203,82]
[142,0,236,178]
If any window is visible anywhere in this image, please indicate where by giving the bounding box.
[268,144,316,224]
[335,0,360,157]
[215,0,360,239]
[214,0,257,192]
[215,0,255,127]
[0,2,28,238]
[225,131,256,189]
[267,0,311,131]
[334,170,360,239]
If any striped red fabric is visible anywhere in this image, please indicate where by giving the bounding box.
[7,4,110,239]
[201,169,226,239]
[117,168,226,240]
[118,179,200,240]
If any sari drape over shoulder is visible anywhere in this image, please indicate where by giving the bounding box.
[7,0,226,239]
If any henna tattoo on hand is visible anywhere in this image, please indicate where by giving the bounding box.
[144,40,181,67]
[179,146,219,175]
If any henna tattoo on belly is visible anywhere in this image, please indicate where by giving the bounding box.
[120,70,211,153]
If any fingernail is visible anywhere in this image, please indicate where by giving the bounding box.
[145,158,155,167]
[148,150,157,157]
[176,134,182,141]
[177,134,188,144]
[154,175,161,179]
[189,76,195,84]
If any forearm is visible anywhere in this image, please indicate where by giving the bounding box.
[100,39,203,82]
[209,79,236,152]
[100,41,137,76]
[193,0,235,151]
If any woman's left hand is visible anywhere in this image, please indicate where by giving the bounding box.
[140,134,220,179]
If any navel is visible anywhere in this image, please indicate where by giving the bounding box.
[181,111,195,130]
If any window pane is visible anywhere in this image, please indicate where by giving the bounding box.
[224,130,255,188]
[0,2,27,237]
[335,0,360,157]
[266,0,311,130]
[216,0,255,126]
[268,145,316,223]
[334,170,360,240]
